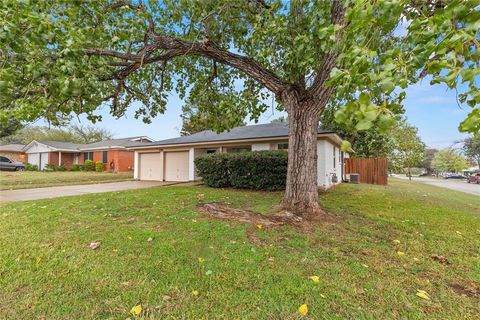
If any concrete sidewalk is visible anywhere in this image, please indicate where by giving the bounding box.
[0,181,176,203]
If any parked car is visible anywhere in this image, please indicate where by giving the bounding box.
[0,156,25,171]
[467,173,480,184]
[444,173,467,179]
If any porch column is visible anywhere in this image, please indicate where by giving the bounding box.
[58,152,62,165]
[133,151,139,179]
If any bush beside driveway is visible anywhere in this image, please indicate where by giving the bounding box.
[0,171,133,190]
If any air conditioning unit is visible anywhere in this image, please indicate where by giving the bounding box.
[349,173,360,184]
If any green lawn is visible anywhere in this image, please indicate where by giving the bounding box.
[0,179,478,319]
[0,171,134,190]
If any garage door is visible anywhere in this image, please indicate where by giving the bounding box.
[40,152,48,170]
[164,151,189,181]
[139,153,162,181]
[27,153,39,166]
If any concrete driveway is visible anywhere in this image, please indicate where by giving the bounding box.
[0,181,178,203]
[395,175,480,196]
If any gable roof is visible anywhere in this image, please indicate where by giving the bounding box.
[0,143,26,152]
[80,136,153,150]
[130,122,336,148]
[23,136,153,152]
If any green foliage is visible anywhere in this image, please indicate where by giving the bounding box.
[195,151,288,190]
[24,163,38,171]
[419,148,438,175]
[432,149,469,173]
[388,120,426,173]
[0,124,113,145]
[95,161,104,172]
[463,134,480,166]
[46,164,66,172]
[0,117,23,138]
[0,0,477,133]
[71,164,81,171]
[321,106,398,157]
[180,100,246,136]
[84,160,94,171]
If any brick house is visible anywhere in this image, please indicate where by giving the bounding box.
[0,144,26,162]
[23,137,153,171]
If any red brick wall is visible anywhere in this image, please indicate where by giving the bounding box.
[78,149,134,172]
[48,152,75,169]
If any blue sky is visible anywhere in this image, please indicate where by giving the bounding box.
[59,78,471,149]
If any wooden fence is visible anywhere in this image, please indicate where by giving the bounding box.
[344,157,388,185]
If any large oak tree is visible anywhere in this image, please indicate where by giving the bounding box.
[0,0,478,215]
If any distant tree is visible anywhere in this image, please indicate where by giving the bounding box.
[69,124,114,143]
[270,116,288,123]
[0,117,24,139]
[0,124,114,144]
[181,100,245,136]
[389,121,425,179]
[463,134,480,168]
[420,148,438,175]
[321,107,400,158]
[432,149,469,173]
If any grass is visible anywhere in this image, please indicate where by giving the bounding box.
[0,178,478,319]
[0,171,134,190]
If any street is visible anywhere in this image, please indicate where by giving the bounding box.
[395,175,480,196]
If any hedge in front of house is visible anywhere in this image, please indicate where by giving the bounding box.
[194,151,288,190]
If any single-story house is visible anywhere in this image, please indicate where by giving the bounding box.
[128,122,350,189]
[0,143,26,162]
[23,136,153,171]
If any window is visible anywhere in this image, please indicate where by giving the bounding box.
[0,156,10,163]
[84,152,93,161]
[102,151,108,163]
[206,150,217,154]
[277,143,288,151]
[333,146,336,168]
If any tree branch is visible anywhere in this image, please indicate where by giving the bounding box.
[309,0,346,99]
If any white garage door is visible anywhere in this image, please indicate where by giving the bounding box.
[27,153,39,166]
[164,151,189,181]
[40,152,49,170]
[139,153,162,181]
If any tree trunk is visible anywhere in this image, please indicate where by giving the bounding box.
[281,99,322,216]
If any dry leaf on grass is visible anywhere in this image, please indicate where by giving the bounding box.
[130,304,142,316]
[416,289,430,300]
[298,304,308,316]
[309,276,320,283]
[88,241,101,250]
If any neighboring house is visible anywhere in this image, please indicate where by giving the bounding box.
[0,144,26,162]
[129,122,350,189]
[23,136,153,171]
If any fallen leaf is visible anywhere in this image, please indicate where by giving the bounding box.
[320,294,325,298]
[392,239,401,244]
[361,264,369,268]
[130,304,142,316]
[416,289,430,300]
[256,224,263,230]
[35,256,42,266]
[205,270,213,276]
[88,241,101,250]
[128,236,132,240]
[413,257,419,262]
[455,231,462,235]
[162,295,171,301]
[197,257,205,263]
[147,237,153,242]
[298,304,308,316]
[397,251,405,256]
[309,276,320,283]
[431,254,450,265]
[192,290,199,296]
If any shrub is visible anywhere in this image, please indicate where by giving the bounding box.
[71,164,80,171]
[45,163,66,171]
[84,160,94,171]
[195,153,231,188]
[95,161,104,172]
[194,151,288,191]
[25,163,38,171]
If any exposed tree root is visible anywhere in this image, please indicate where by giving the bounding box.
[196,202,339,231]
